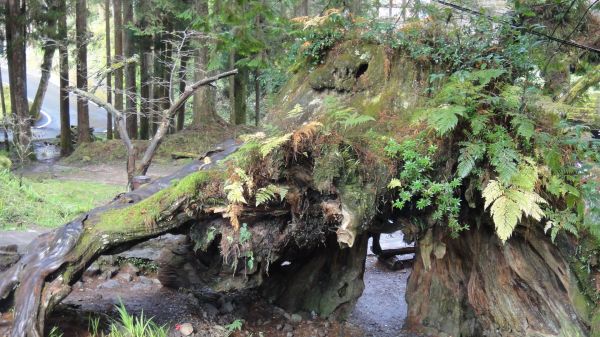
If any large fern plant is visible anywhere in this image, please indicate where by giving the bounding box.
[390,66,599,243]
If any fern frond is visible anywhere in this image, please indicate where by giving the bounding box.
[259,133,292,158]
[341,113,375,129]
[457,141,486,178]
[286,104,304,119]
[483,179,548,243]
[224,181,247,204]
[427,105,466,135]
[489,195,522,243]
[292,122,322,153]
[388,178,402,189]
[483,180,504,209]
[489,145,519,183]
[255,184,289,206]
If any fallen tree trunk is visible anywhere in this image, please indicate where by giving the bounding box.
[0,140,240,337]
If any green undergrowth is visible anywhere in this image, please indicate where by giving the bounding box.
[0,169,123,229]
[64,128,235,165]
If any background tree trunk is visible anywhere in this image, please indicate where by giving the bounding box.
[105,0,113,140]
[113,0,123,140]
[176,55,188,131]
[191,0,217,129]
[29,41,56,121]
[58,0,72,155]
[5,0,31,149]
[76,0,91,143]
[139,45,152,140]
[232,53,247,125]
[123,0,137,139]
[0,61,9,152]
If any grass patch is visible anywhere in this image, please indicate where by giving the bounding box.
[88,301,168,337]
[0,170,124,229]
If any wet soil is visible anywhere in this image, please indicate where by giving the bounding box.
[39,232,419,337]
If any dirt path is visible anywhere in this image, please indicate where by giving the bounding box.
[20,161,184,186]
[349,232,418,337]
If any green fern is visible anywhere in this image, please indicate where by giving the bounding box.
[341,113,375,129]
[255,184,289,206]
[456,141,486,178]
[224,181,247,204]
[487,134,520,183]
[259,133,292,158]
[427,105,466,135]
[483,180,548,243]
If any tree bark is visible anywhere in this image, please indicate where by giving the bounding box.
[5,0,31,149]
[29,41,56,122]
[152,37,164,135]
[76,0,91,143]
[113,0,123,140]
[58,0,72,156]
[105,0,113,140]
[0,61,9,152]
[254,70,260,126]
[123,0,137,139]
[139,45,152,140]
[232,53,248,125]
[191,42,217,127]
[176,55,188,131]
[406,223,589,337]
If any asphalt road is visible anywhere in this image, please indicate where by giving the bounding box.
[1,65,108,140]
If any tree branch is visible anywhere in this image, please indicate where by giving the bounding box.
[137,69,238,175]
[69,88,133,153]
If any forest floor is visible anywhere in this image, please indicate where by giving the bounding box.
[35,233,417,337]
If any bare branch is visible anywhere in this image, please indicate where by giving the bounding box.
[138,69,238,175]
[69,88,133,153]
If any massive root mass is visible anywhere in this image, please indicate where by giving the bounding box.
[1,38,598,337]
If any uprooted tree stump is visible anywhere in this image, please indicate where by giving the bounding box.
[1,37,598,337]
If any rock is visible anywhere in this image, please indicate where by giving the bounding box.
[283,323,293,332]
[83,263,101,277]
[286,333,294,337]
[290,313,302,324]
[116,272,133,282]
[99,266,118,281]
[218,298,234,314]
[98,279,120,289]
[131,283,151,291]
[138,276,154,285]
[177,323,194,336]
[276,324,283,331]
[204,303,219,318]
[120,263,140,276]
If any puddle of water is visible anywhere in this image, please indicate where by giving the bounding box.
[33,141,61,163]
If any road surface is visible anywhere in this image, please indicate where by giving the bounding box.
[1,64,108,140]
